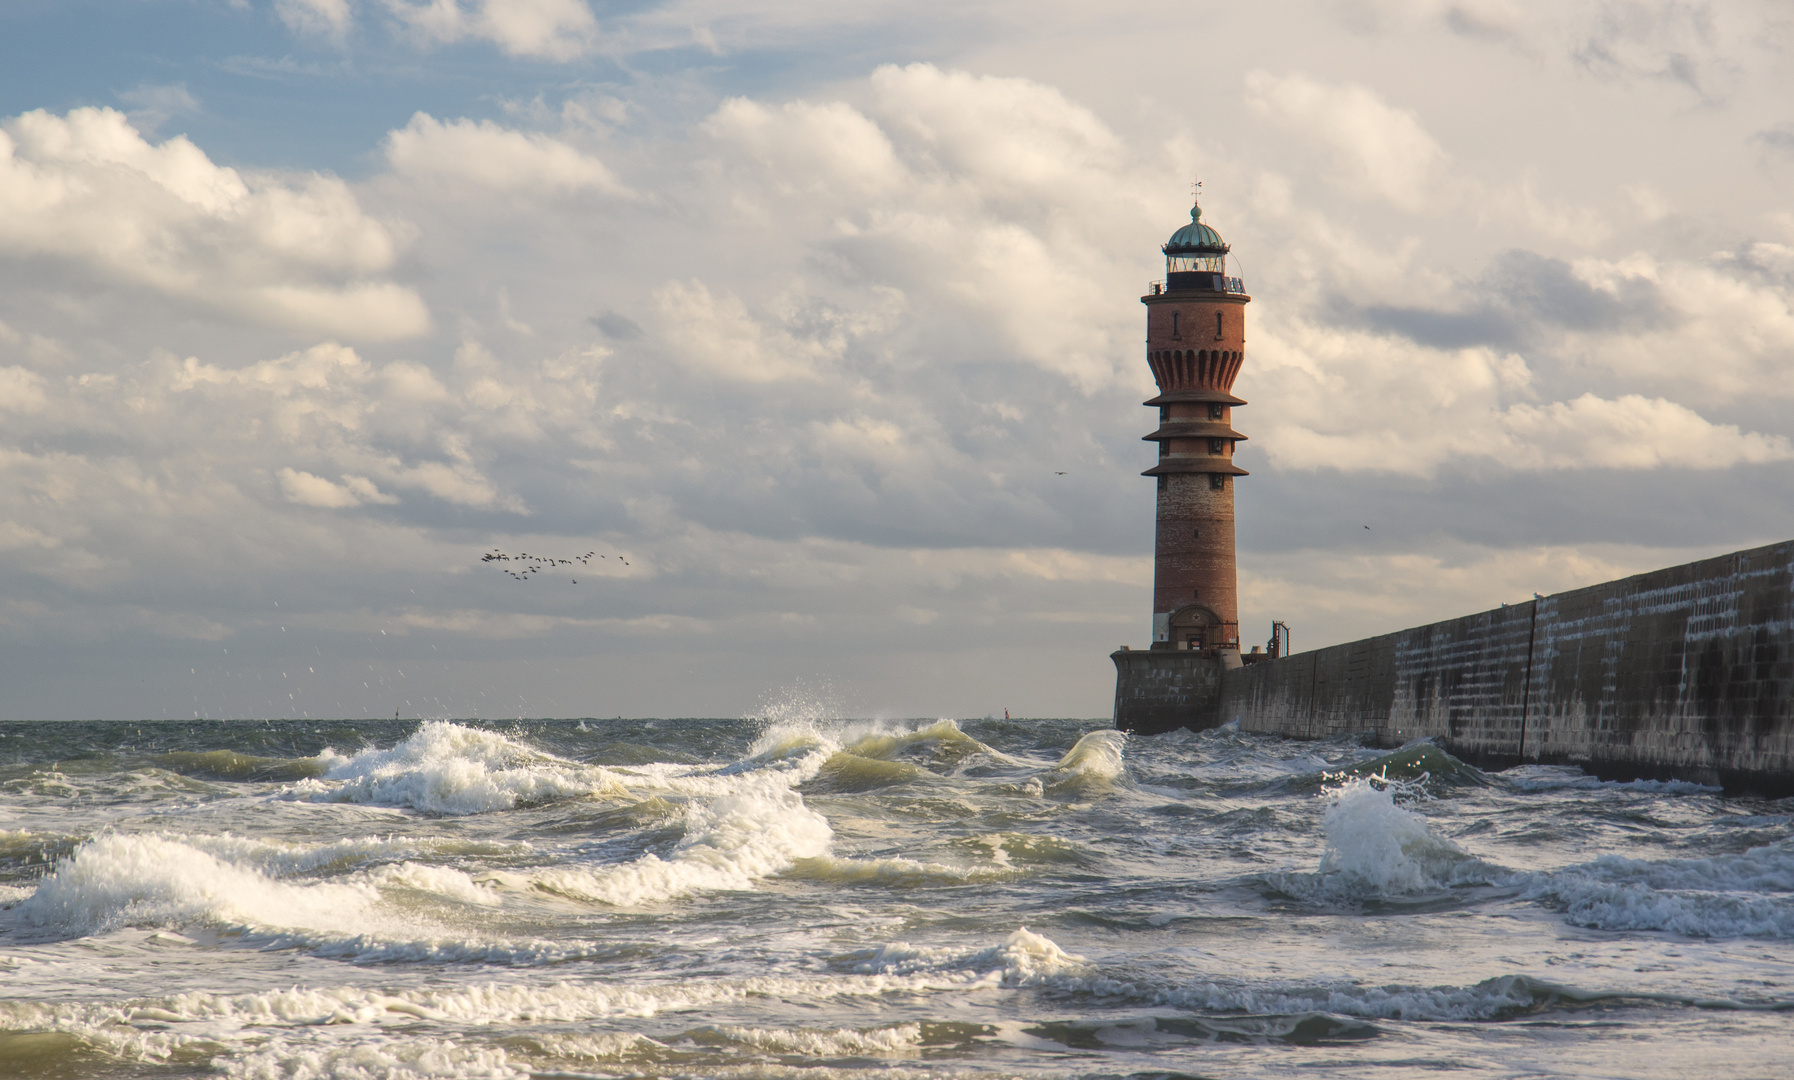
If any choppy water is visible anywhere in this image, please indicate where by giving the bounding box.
[1,714,1791,1080]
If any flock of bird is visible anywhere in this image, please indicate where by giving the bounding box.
[481,549,627,583]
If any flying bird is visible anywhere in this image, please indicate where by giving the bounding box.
[482,546,628,581]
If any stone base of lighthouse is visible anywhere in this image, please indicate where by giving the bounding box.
[1110,649,1233,735]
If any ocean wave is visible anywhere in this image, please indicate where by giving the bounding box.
[1024,1012,1379,1048]
[5,832,605,962]
[156,749,327,783]
[1318,743,1489,790]
[787,853,1017,887]
[1526,840,1794,937]
[284,721,627,814]
[843,928,1086,986]
[1111,972,1631,1022]
[527,774,832,905]
[1500,765,1722,795]
[810,751,924,792]
[1041,730,1129,796]
[1268,776,1505,903]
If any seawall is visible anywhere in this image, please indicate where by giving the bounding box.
[1113,538,1794,795]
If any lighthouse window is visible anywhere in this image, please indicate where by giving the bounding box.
[1209,403,1224,420]
[1171,312,1180,338]
[1159,439,1168,457]
[1192,528,1201,539]
[1214,312,1223,339]
[1157,476,1167,492]
[1209,438,1224,454]
[1192,589,1200,600]
[1210,474,1226,490]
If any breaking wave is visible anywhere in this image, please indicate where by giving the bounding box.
[1269,776,1503,903]
[1041,730,1129,796]
[285,721,626,814]
[1527,840,1794,937]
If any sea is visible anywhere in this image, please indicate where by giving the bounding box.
[1,712,1791,1080]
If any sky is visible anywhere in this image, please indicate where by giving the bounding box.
[1,0,1791,722]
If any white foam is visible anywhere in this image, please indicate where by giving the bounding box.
[1502,765,1722,795]
[848,928,1086,986]
[528,775,832,905]
[1276,776,1500,901]
[787,853,1017,886]
[289,721,625,814]
[15,832,383,938]
[7,832,595,962]
[220,1034,528,1080]
[695,1022,925,1056]
[1530,840,1794,937]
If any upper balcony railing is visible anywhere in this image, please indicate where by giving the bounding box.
[1149,274,1246,296]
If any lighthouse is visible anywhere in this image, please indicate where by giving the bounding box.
[1140,197,1249,657]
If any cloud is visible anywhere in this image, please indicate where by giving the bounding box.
[275,0,354,43]
[696,63,1175,393]
[1571,0,1735,101]
[1355,249,1669,348]
[0,107,428,339]
[380,0,598,60]
[1250,318,1792,476]
[0,367,47,414]
[383,112,627,196]
[1245,70,1450,211]
[1756,122,1794,157]
[278,468,399,508]
[114,83,200,135]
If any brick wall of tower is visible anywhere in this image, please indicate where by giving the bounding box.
[1154,473,1238,631]
[1140,287,1251,652]
[1143,295,1248,391]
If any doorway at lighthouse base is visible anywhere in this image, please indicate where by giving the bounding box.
[1165,604,1225,653]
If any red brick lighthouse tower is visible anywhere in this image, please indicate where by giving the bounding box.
[1141,196,1249,656]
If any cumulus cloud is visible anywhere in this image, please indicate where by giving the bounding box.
[1249,317,1791,475]
[381,0,598,59]
[383,112,626,196]
[1245,70,1450,211]
[0,107,428,339]
[697,63,1174,392]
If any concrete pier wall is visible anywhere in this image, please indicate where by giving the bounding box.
[1115,538,1794,794]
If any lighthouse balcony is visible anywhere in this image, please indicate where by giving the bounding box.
[1150,273,1245,296]
[1141,457,1249,477]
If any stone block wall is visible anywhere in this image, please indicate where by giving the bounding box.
[1151,538,1794,793]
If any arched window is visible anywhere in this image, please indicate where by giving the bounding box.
[1214,312,1223,339]
[1171,312,1181,338]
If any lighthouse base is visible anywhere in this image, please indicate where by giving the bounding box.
[1110,649,1227,735]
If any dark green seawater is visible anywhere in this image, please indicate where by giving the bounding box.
[1,714,1791,1079]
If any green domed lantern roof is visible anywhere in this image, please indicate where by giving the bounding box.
[1162,203,1229,257]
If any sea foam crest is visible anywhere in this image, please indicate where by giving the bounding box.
[288,721,625,814]
[848,928,1086,986]
[1272,775,1501,902]
[1530,840,1794,937]
[6,832,602,961]
[1041,730,1129,795]
[529,771,833,905]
